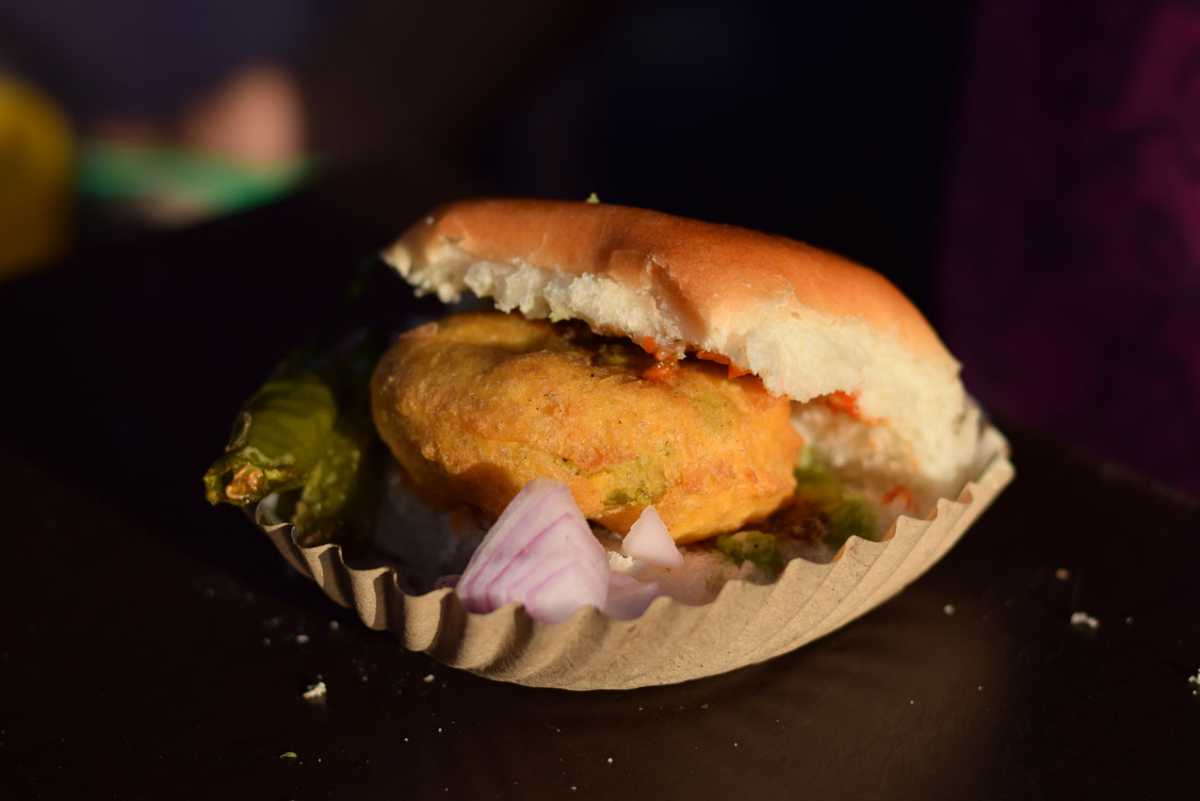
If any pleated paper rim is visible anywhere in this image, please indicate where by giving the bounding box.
[255,426,1014,690]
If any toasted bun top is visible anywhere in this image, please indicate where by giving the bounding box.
[382,198,985,492]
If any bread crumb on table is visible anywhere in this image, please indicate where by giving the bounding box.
[302,681,326,701]
[1070,611,1100,631]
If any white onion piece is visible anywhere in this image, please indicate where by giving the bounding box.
[603,573,665,620]
[456,480,608,623]
[621,506,683,568]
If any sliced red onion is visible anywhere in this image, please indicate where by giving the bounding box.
[621,506,683,568]
[603,573,665,620]
[456,480,608,623]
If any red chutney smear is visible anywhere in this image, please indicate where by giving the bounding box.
[638,337,681,382]
[695,350,751,379]
[822,390,864,420]
[638,338,755,383]
[882,485,915,512]
[638,337,676,362]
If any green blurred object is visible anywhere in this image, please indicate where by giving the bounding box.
[77,141,312,223]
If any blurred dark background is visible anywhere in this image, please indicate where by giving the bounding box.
[1,0,1197,494]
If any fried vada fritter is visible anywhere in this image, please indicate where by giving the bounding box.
[370,312,802,543]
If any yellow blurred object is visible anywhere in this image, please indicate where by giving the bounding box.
[0,74,74,278]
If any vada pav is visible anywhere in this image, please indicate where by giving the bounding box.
[205,197,1001,622]
[373,198,987,558]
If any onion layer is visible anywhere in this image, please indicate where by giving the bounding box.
[621,506,683,568]
[456,480,609,623]
[603,573,665,620]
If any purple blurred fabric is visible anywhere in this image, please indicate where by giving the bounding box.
[941,1,1200,493]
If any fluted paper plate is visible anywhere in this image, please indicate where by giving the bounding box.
[254,426,1013,690]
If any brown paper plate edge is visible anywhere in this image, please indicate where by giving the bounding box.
[254,426,1015,690]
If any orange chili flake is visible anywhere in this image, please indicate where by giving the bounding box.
[882,485,914,511]
[823,390,863,420]
[638,336,678,362]
[739,375,769,394]
[726,363,751,379]
[696,349,752,379]
[641,361,679,382]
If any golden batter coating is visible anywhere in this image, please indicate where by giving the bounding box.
[370,312,802,543]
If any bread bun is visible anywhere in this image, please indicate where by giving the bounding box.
[382,198,984,496]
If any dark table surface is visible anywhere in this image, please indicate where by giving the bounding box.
[2,176,1198,801]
